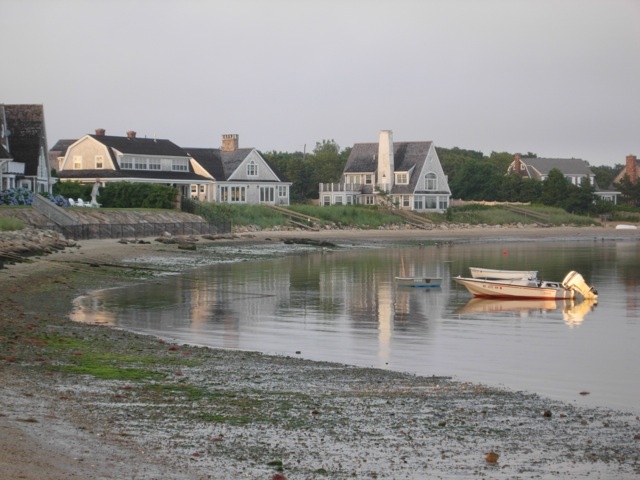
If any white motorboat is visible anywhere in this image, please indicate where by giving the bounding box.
[454,270,597,300]
[395,276,442,288]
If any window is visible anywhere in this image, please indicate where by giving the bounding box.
[365,174,372,185]
[260,186,274,202]
[323,195,331,206]
[231,186,246,202]
[172,159,189,171]
[134,157,148,170]
[95,155,103,169]
[425,172,437,190]
[396,172,408,184]
[335,196,343,205]
[426,196,437,209]
[73,156,82,169]
[278,186,287,197]
[414,196,424,210]
[439,197,448,210]
[365,195,374,205]
[247,160,258,176]
[149,159,161,170]
[220,187,228,202]
[120,157,133,169]
[403,196,410,207]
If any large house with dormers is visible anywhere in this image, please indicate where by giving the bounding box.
[507,153,620,203]
[56,130,290,205]
[319,130,451,212]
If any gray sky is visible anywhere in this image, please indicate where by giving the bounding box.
[2,0,638,167]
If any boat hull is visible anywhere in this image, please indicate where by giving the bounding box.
[454,277,574,299]
[395,277,442,288]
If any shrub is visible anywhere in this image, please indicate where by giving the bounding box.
[97,182,178,209]
[0,187,33,206]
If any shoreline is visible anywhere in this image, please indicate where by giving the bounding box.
[1,225,639,479]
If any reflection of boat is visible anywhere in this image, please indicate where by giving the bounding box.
[456,297,597,323]
[396,256,441,288]
[454,270,598,300]
[395,276,442,288]
[563,298,597,326]
[469,267,537,280]
[456,297,559,314]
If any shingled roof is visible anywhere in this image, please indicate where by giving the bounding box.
[3,104,47,176]
[344,141,433,173]
[520,157,593,178]
[89,134,190,157]
[187,147,287,182]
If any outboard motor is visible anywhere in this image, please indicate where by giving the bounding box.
[562,271,598,299]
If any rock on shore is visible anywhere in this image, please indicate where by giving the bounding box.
[0,228,76,265]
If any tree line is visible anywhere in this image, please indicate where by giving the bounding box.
[263,143,639,213]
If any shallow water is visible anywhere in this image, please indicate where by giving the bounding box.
[72,239,640,413]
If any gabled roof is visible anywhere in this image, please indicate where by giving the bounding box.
[187,147,288,182]
[521,157,593,177]
[89,134,190,157]
[343,141,435,194]
[3,104,47,176]
[344,141,433,173]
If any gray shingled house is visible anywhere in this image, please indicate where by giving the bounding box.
[319,130,451,212]
[0,104,52,193]
[508,154,619,203]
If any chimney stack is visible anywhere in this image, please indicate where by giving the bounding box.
[513,153,522,175]
[95,128,106,136]
[626,154,638,184]
[221,134,238,152]
[377,130,394,189]
[126,130,137,139]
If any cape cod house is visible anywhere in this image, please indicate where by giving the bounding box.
[186,134,290,205]
[507,154,620,203]
[319,130,451,212]
[0,104,51,193]
[56,130,290,205]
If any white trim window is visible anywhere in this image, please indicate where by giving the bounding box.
[278,186,287,197]
[95,155,103,169]
[172,158,189,171]
[425,172,437,191]
[247,160,258,176]
[231,186,246,202]
[73,156,82,169]
[396,172,408,184]
[134,157,148,170]
[120,157,133,169]
[260,186,274,202]
[149,159,161,170]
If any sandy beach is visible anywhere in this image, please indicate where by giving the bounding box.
[1,225,639,479]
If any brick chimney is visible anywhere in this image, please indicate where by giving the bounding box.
[377,130,394,188]
[626,155,638,184]
[513,153,522,175]
[95,128,106,136]
[221,134,238,152]
[126,130,137,139]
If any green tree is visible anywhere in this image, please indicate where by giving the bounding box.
[541,169,571,207]
[615,174,640,207]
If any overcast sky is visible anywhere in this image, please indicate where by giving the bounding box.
[2,0,638,167]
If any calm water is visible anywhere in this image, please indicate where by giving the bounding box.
[71,239,640,413]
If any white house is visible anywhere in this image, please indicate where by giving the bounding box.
[319,130,451,212]
[56,131,290,205]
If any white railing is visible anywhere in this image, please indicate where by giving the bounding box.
[319,183,363,193]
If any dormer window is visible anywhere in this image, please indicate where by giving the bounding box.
[396,172,408,185]
[425,172,437,190]
[247,160,258,176]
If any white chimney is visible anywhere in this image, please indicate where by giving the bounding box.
[377,130,394,189]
